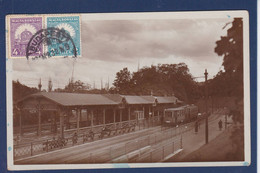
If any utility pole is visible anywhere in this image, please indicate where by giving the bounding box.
[101,78,103,90]
[204,69,209,144]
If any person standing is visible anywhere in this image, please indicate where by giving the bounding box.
[218,119,223,131]
[195,121,198,133]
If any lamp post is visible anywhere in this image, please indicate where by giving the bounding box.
[204,69,209,144]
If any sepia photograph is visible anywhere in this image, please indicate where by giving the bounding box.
[6,11,250,170]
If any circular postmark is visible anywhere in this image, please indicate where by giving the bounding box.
[26,27,77,60]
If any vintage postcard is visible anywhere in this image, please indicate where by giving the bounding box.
[6,11,250,170]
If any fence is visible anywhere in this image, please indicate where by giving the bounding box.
[14,120,137,160]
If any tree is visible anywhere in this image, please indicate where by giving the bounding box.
[215,18,243,73]
[131,65,163,95]
[112,63,201,102]
[113,68,132,94]
[12,80,39,127]
[64,80,91,93]
[13,80,38,102]
[214,18,243,99]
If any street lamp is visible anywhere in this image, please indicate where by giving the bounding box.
[204,69,209,144]
[192,70,210,144]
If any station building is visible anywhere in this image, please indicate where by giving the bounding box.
[15,92,183,137]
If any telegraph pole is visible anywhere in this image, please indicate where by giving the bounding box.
[204,69,209,144]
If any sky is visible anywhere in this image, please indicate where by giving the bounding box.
[12,16,233,90]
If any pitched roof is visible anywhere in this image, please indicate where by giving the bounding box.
[21,92,118,106]
[102,94,123,103]
[18,92,181,107]
[121,95,153,104]
[141,96,157,102]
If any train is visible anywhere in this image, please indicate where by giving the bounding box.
[162,104,199,126]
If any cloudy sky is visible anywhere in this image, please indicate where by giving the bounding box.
[12,16,232,90]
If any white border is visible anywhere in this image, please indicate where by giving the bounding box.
[6,10,251,170]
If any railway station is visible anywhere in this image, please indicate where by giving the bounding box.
[15,92,182,138]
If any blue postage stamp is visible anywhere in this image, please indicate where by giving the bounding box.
[46,15,81,57]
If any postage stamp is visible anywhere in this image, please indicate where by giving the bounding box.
[46,16,81,57]
[9,17,43,58]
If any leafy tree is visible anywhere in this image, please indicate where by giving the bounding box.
[215,18,243,74]
[214,18,243,99]
[113,68,132,94]
[112,63,201,103]
[64,80,91,93]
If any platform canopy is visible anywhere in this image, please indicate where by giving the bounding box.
[16,92,182,111]
[15,92,183,137]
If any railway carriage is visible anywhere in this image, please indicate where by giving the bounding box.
[187,104,199,121]
[163,104,198,126]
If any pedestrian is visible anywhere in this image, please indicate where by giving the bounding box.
[218,119,223,131]
[195,121,198,133]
